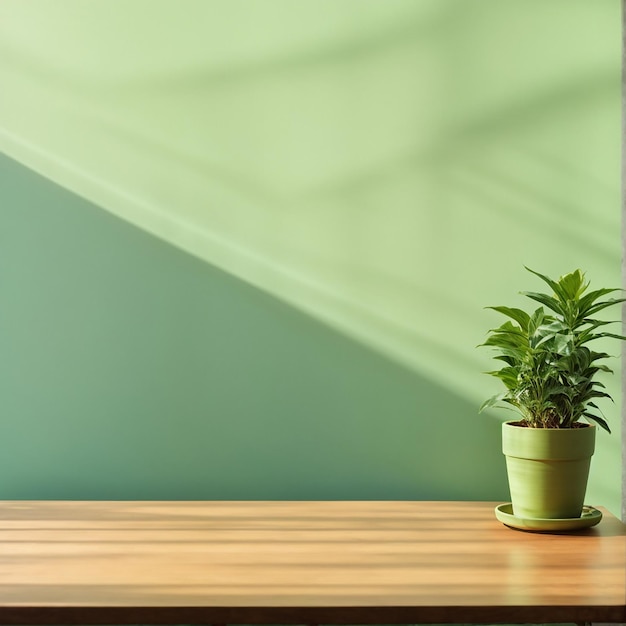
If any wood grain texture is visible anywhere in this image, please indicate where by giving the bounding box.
[0,501,624,624]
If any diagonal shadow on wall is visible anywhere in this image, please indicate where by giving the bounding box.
[0,153,507,501]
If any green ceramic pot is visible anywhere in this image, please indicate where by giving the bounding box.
[502,421,595,520]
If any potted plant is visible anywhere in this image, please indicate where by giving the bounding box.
[479,267,625,523]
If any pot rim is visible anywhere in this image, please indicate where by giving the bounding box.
[503,420,595,430]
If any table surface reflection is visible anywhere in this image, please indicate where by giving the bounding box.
[0,500,624,624]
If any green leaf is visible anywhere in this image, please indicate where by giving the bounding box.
[528,307,546,336]
[578,287,622,315]
[558,269,587,301]
[587,349,611,362]
[478,390,526,414]
[478,393,506,413]
[522,291,564,316]
[486,306,531,330]
[493,354,516,366]
[540,320,568,333]
[486,366,519,390]
[593,364,613,373]
[582,412,611,433]
[552,333,574,355]
[584,297,626,318]
[589,331,626,342]
[524,267,569,301]
[488,323,528,339]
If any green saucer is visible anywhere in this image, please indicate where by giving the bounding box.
[495,503,602,532]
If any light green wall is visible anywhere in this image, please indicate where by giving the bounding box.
[0,0,622,513]
[0,153,508,501]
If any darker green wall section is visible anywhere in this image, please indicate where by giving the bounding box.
[0,154,508,501]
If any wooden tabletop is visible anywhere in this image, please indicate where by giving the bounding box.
[0,500,624,624]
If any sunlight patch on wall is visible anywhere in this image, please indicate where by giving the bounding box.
[0,0,620,412]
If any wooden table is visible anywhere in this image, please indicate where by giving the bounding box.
[0,501,624,624]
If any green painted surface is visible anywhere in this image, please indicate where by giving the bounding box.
[0,0,622,512]
[0,153,507,500]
